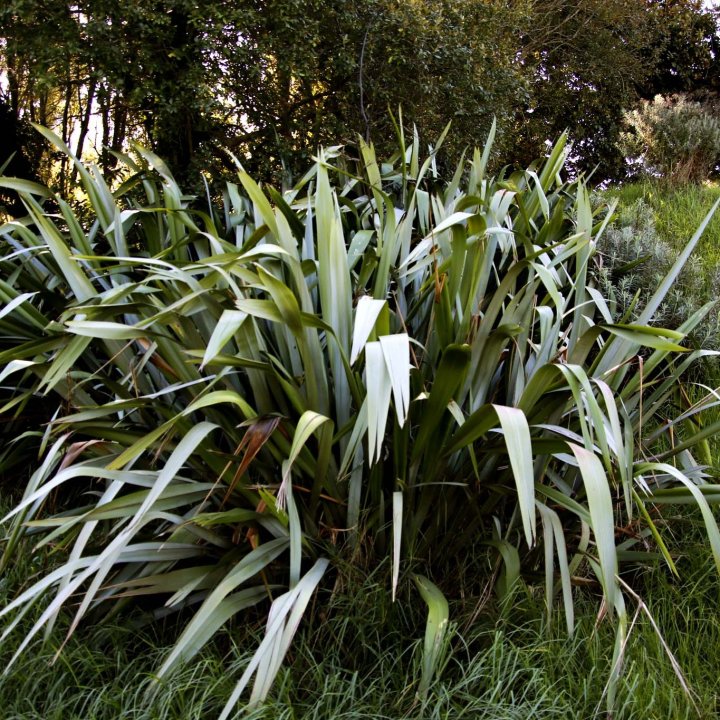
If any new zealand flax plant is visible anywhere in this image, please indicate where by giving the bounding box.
[0,119,719,716]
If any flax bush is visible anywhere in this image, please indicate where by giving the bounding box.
[1,123,719,717]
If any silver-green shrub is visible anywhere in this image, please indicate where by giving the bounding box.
[620,94,720,183]
[595,198,720,351]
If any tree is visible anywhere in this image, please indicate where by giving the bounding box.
[1,0,717,189]
[640,0,720,97]
[516,0,652,178]
[515,0,719,179]
[0,95,40,215]
[1,0,529,187]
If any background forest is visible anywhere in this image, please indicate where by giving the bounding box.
[1,0,719,195]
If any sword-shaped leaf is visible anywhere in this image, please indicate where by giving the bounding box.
[350,296,385,365]
[219,558,329,717]
[413,574,450,700]
[201,310,248,370]
[568,443,618,612]
[365,342,392,466]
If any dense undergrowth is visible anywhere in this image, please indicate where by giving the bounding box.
[605,180,720,304]
[1,125,720,717]
[598,180,720,464]
[1,504,718,720]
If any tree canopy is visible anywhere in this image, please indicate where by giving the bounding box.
[1,0,718,197]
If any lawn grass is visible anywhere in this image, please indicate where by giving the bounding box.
[1,494,719,719]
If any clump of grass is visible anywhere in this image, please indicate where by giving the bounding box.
[619,95,720,184]
[1,541,718,720]
[2,492,717,720]
[594,195,720,350]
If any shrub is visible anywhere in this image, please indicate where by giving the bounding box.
[620,94,720,183]
[594,198,720,346]
[1,124,719,717]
